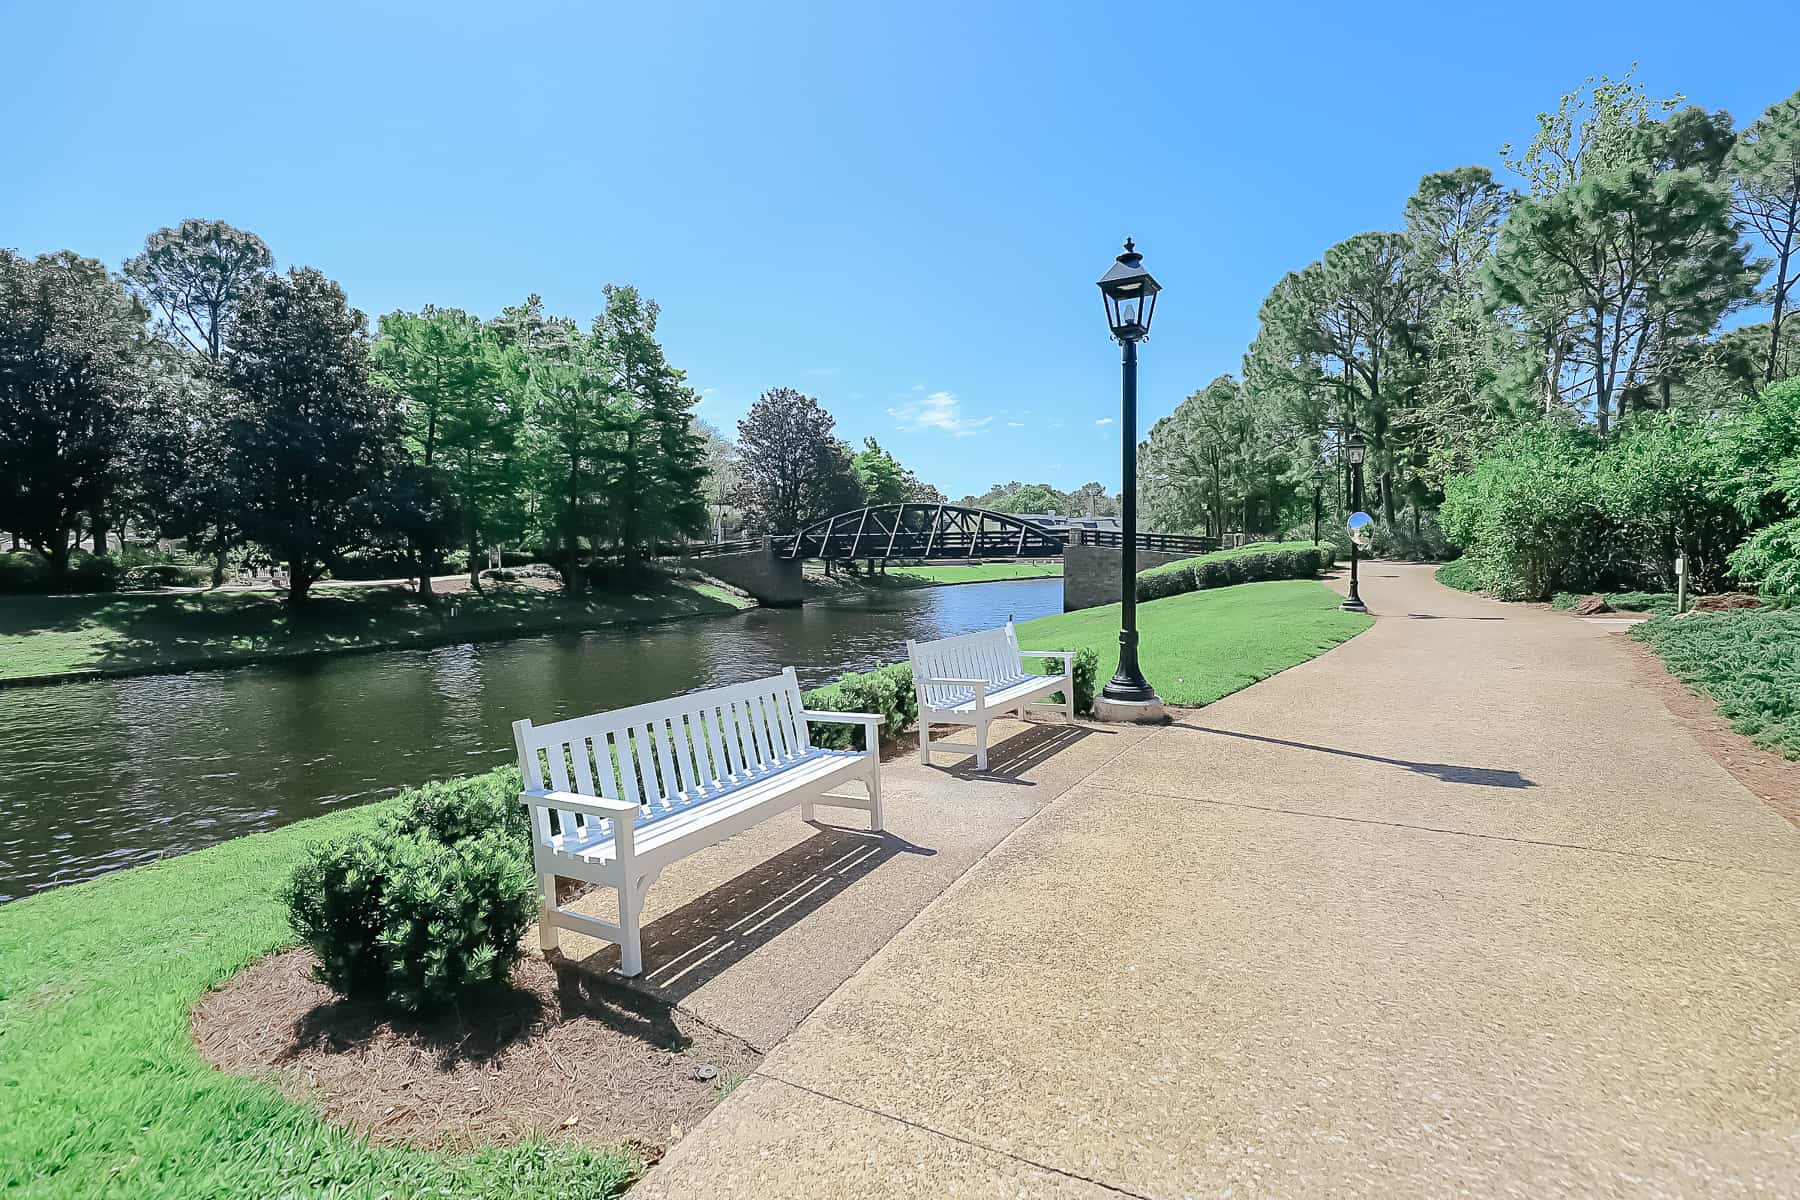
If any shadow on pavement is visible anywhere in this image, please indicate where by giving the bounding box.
[572,825,935,1003]
[934,721,1110,786]
[1175,724,1537,789]
[1407,613,1505,621]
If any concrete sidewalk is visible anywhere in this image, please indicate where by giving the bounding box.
[636,565,1800,1198]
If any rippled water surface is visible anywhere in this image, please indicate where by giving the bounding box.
[0,578,1062,901]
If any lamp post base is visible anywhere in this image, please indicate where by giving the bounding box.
[1094,692,1169,724]
[1340,597,1367,613]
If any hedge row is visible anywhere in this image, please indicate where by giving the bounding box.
[290,646,1103,1011]
[1136,541,1326,602]
[0,550,123,593]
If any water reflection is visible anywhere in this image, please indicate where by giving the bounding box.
[0,577,1062,901]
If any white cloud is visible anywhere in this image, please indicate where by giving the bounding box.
[887,390,993,438]
[1095,417,1115,426]
[1006,420,1026,427]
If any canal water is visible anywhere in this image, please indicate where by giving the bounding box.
[0,577,1062,902]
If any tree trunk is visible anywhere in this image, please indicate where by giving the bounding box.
[90,506,109,555]
[468,528,483,593]
[287,561,311,605]
[1771,228,1794,383]
[417,553,434,603]
[45,531,71,583]
[212,546,227,589]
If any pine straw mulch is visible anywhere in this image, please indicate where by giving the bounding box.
[192,948,760,1156]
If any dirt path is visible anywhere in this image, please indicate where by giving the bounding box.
[638,563,1800,1198]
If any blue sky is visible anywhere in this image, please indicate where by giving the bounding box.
[2,1,1790,499]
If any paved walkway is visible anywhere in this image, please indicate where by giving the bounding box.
[637,565,1800,1198]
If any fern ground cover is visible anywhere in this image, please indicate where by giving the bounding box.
[1633,609,1800,759]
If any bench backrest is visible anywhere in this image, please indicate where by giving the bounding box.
[907,622,1028,709]
[513,668,814,837]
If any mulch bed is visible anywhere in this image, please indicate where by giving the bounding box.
[192,948,760,1156]
[1621,637,1800,830]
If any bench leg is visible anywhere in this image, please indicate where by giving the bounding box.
[919,717,932,765]
[1064,677,1076,722]
[617,874,646,978]
[867,764,884,833]
[801,795,816,822]
[975,719,990,771]
[537,872,560,953]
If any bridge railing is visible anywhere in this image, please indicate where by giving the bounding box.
[676,538,763,558]
[1068,529,1218,555]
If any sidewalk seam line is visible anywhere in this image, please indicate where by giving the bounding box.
[758,1071,1154,1199]
[1107,784,1798,877]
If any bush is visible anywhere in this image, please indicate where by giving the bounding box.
[287,827,535,1014]
[1134,541,1322,604]
[1728,517,1800,605]
[801,662,916,749]
[121,562,211,589]
[1028,645,1100,716]
[382,768,531,851]
[1435,558,1482,593]
[0,550,120,593]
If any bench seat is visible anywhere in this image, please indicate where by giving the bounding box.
[514,668,882,977]
[543,747,868,862]
[908,622,1076,770]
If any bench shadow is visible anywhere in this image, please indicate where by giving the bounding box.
[566,825,936,1004]
[1175,724,1536,789]
[932,720,1109,786]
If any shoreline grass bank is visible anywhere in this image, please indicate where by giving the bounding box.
[0,577,753,689]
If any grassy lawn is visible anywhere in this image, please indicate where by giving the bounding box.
[0,793,636,1199]
[0,578,751,685]
[1017,578,1370,706]
[1633,609,1800,759]
[884,561,1063,586]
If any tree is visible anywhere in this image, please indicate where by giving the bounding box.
[122,219,272,361]
[0,250,145,579]
[1486,160,1758,435]
[373,307,524,595]
[127,351,246,584]
[852,438,909,506]
[1501,65,1682,199]
[521,341,615,594]
[223,268,404,602]
[1727,89,1800,383]
[594,285,707,564]
[735,388,860,533]
[696,419,740,541]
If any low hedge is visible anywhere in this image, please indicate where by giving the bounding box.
[0,550,121,593]
[121,562,212,590]
[1136,541,1324,603]
[800,662,918,749]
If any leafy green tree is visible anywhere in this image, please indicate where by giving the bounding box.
[520,341,615,594]
[1727,88,1800,384]
[594,285,707,564]
[0,250,145,579]
[1501,65,1682,198]
[696,419,741,541]
[735,388,861,533]
[126,351,246,584]
[223,268,404,603]
[852,438,909,506]
[373,307,525,595]
[122,219,272,360]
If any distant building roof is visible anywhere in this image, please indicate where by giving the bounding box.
[1014,513,1121,532]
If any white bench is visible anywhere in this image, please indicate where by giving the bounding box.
[512,667,882,977]
[908,621,1075,771]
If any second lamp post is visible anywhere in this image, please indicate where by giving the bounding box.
[1094,239,1165,721]
[1342,430,1368,613]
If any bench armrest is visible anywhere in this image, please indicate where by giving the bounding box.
[518,789,640,819]
[800,710,885,726]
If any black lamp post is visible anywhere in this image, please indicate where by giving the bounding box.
[1095,239,1162,715]
[1342,430,1368,613]
[1311,464,1324,546]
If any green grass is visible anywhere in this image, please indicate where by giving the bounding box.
[0,780,637,1199]
[0,577,752,685]
[1434,558,1482,593]
[883,562,1063,586]
[1632,608,1800,759]
[1016,578,1370,706]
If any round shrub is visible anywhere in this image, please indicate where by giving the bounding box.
[287,826,535,1014]
[383,768,530,852]
[121,562,211,590]
[1728,517,1800,605]
[0,552,46,593]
